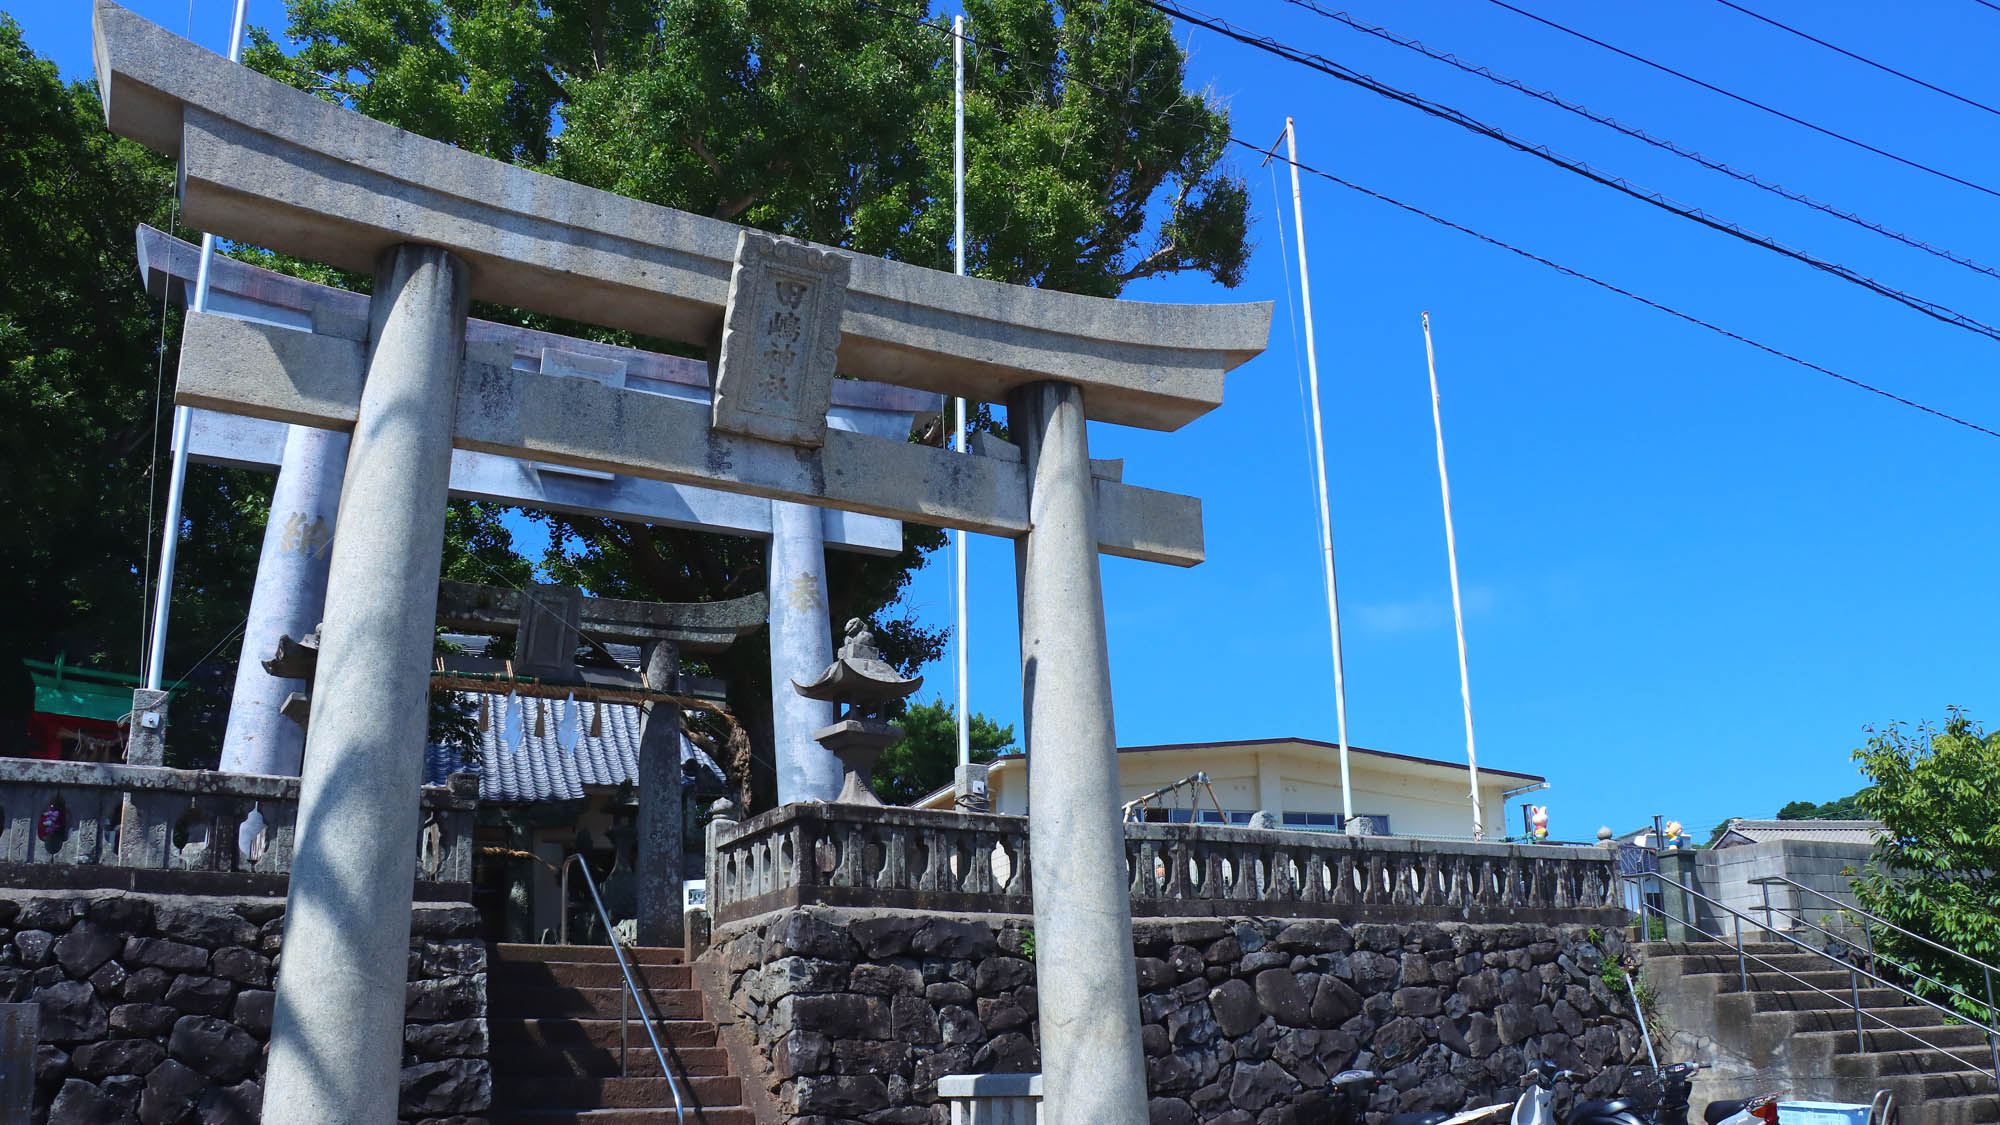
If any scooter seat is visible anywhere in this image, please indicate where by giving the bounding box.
[1705,1101,1748,1124]
[1567,1099,1641,1124]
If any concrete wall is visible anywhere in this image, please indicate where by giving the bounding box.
[707,906,1655,1125]
[1694,842,1875,938]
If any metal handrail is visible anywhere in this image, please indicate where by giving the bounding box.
[555,854,686,1125]
[1737,878,1997,1026]
[1630,871,2000,1089]
[1750,874,2000,1018]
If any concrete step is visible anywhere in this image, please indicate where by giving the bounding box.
[494,943,686,966]
[1791,1025,1994,1053]
[1658,951,1844,976]
[1641,941,1800,959]
[490,1017,719,1051]
[494,960,694,991]
[1836,1047,2000,1079]
[1763,1004,1960,1032]
[1744,987,1912,1012]
[1862,1068,1998,1104]
[507,1074,743,1110]
[1918,1093,2000,1125]
[1706,969,1883,994]
[490,1045,733,1079]
[491,986,706,1021]
[494,1111,754,1125]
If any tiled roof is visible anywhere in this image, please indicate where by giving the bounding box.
[424,695,723,803]
[1717,819,1885,845]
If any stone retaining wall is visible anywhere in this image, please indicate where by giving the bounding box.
[0,888,487,1125]
[711,907,1652,1125]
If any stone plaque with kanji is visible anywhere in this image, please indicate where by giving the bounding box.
[710,230,850,448]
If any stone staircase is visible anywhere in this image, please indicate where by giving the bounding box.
[488,943,753,1124]
[1645,939,2000,1125]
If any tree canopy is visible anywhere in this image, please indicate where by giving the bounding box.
[0,16,268,764]
[871,698,1016,805]
[1851,710,2000,1021]
[243,0,1252,806]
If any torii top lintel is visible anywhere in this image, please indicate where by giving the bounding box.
[92,0,1270,433]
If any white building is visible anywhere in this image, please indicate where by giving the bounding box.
[916,736,1547,840]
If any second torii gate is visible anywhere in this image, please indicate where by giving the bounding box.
[93,4,1271,1121]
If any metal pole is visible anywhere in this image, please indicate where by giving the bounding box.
[1735,914,1747,993]
[1851,969,1866,1052]
[143,0,252,690]
[1421,313,1483,839]
[1761,880,1774,938]
[951,14,971,773]
[1282,118,1355,823]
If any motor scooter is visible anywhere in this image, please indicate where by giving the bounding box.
[1509,1060,1774,1125]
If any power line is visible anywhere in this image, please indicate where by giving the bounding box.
[1136,0,2000,345]
[1710,0,2000,119]
[1249,141,2000,441]
[1977,0,2000,13]
[1276,0,2000,282]
[1481,0,2000,201]
[858,0,1999,441]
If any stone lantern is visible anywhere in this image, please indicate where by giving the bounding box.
[790,618,923,805]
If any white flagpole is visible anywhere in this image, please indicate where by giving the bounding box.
[1282,119,1355,824]
[952,15,970,772]
[1422,312,1483,839]
[144,0,252,691]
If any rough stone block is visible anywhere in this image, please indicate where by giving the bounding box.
[36,981,109,1043]
[166,1016,259,1083]
[400,1060,490,1117]
[54,924,123,980]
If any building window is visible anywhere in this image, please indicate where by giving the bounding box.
[1282,812,1340,829]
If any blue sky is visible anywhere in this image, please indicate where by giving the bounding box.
[24,0,2000,838]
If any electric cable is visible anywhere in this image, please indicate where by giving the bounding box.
[1481,0,2000,200]
[859,0,2000,440]
[1277,0,2000,282]
[1708,0,2000,119]
[1136,0,2000,344]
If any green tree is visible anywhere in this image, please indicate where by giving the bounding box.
[0,17,271,765]
[246,0,1250,808]
[871,698,1015,805]
[1852,710,2000,1021]
[1777,792,1869,820]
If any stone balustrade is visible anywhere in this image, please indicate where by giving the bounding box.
[706,803,1626,927]
[0,758,475,892]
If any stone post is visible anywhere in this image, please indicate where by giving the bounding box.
[767,500,840,804]
[263,244,468,1123]
[219,424,349,775]
[1009,381,1147,1125]
[1657,849,1703,942]
[636,639,685,946]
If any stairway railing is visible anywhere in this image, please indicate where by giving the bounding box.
[1630,871,2000,1091]
[556,854,687,1125]
[1749,874,2000,1026]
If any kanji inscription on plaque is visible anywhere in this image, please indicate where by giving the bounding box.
[710,230,850,447]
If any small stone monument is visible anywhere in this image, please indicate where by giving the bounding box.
[790,618,922,805]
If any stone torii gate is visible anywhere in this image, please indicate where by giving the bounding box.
[93,4,1270,1122]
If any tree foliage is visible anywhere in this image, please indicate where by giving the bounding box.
[871,698,1015,806]
[1851,710,2000,1021]
[246,0,1251,807]
[0,17,271,764]
[1775,792,1868,821]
